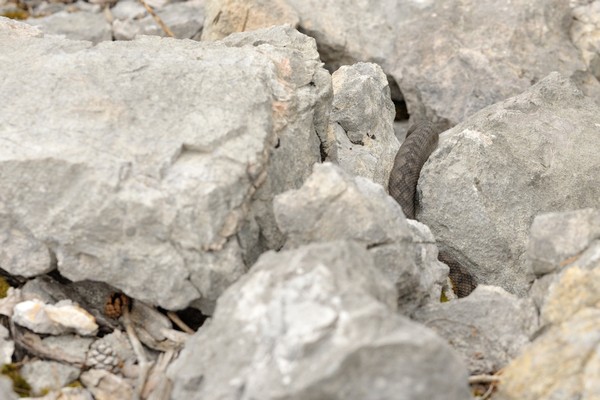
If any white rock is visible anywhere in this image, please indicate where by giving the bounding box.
[20,360,81,396]
[0,325,14,365]
[0,287,22,317]
[80,369,134,400]
[13,299,98,336]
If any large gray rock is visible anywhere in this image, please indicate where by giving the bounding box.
[325,62,399,188]
[528,208,600,276]
[273,163,448,314]
[418,72,600,296]
[0,22,329,310]
[497,296,600,399]
[496,209,600,399]
[414,285,538,374]
[526,208,600,326]
[26,10,112,44]
[285,0,595,123]
[167,241,470,400]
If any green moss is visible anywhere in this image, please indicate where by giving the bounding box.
[440,289,449,303]
[1,364,32,398]
[66,380,83,388]
[0,276,11,299]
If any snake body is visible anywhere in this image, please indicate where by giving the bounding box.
[389,121,477,297]
[389,121,439,219]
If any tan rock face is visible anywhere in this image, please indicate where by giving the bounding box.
[498,208,600,400]
[201,0,300,41]
[497,308,600,400]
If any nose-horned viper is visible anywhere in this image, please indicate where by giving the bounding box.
[388,120,477,297]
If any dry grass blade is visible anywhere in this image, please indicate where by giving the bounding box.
[121,306,151,400]
[166,311,195,335]
[138,0,175,38]
[468,374,502,384]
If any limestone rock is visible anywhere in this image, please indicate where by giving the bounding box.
[0,22,329,310]
[201,0,299,41]
[571,0,600,79]
[286,0,595,123]
[418,72,600,296]
[493,207,600,399]
[414,285,538,374]
[167,241,470,400]
[273,163,448,314]
[0,216,53,277]
[325,62,399,188]
[496,307,600,400]
[25,10,112,44]
[80,369,134,400]
[0,324,14,365]
[0,376,17,400]
[528,208,600,276]
[112,0,205,41]
[20,360,80,396]
[41,335,95,366]
[12,299,99,336]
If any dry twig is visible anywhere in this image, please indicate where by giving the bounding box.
[468,374,502,384]
[166,311,195,335]
[121,306,152,399]
[138,0,175,38]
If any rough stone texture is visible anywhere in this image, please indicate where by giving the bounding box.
[80,369,134,400]
[167,241,470,400]
[418,72,600,296]
[496,307,600,400]
[0,376,17,400]
[21,360,80,396]
[201,0,299,41]
[112,0,205,41]
[541,265,600,327]
[495,207,600,399]
[273,163,448,314]
[42,387,94,400]
[284,0,597,124]
[571,0,600,79]
[325,62,399,188]
[25,10,112,44]
[414,285,538,374]
[0,15,42,37]
[13,299,99,336]
[0,324,13,365]
[0,215,53,277]
[0,22,329,310]
[41,335,95,366]
[21,277,118,331]
[528,208,600,276]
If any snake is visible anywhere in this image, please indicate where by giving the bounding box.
[389,121,477,297]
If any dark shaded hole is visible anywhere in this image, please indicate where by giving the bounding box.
[394,99,409,121]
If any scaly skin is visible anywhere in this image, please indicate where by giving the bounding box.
[389,121,477,297]
[388,121,439,219]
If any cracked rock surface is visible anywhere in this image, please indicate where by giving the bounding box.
[274,163,448,315]
[419,72,600,296]
[0,23,329,310]
[168,240,470,400]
